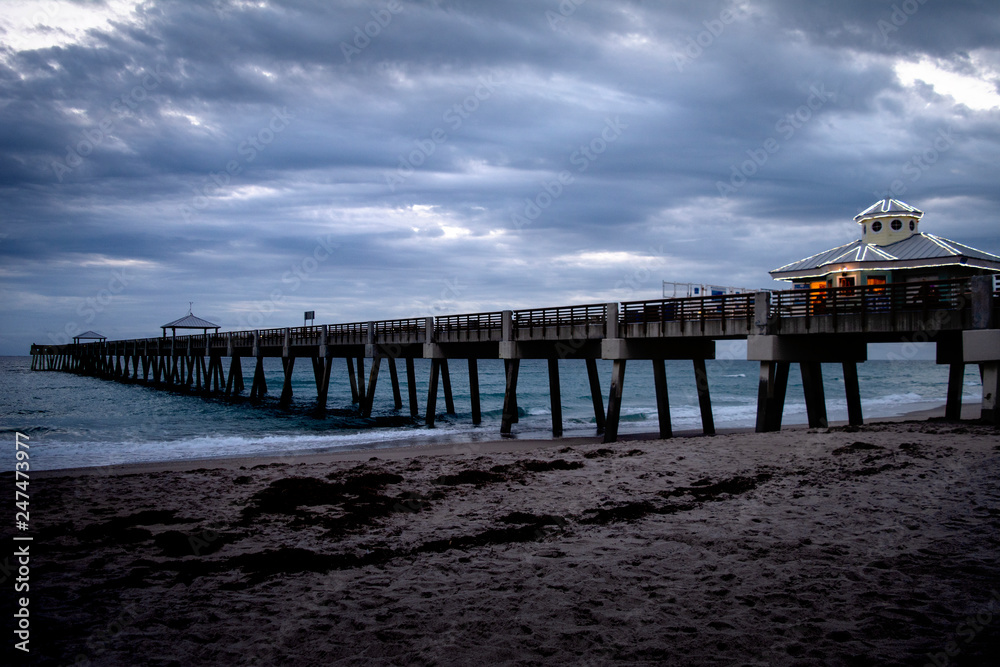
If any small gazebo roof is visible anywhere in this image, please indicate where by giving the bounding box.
[161,305,220,336]
[161,313,220,329]
[73,330,106,341]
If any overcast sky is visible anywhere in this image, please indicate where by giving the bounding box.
[2,0,999,354]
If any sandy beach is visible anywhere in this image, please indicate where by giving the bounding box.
[12,414,1000,666]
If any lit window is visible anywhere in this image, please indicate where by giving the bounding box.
[872,221,882,232]
[891,219,902,231]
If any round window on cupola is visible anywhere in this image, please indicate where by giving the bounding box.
[910,220,916,231]
[872,220,883,233]
[891,219,903,231]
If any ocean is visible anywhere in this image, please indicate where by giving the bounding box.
[0,355,984,470]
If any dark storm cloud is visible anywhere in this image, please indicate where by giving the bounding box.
[1,0,998,352]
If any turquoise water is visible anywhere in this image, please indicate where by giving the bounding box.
[0,355,982,470]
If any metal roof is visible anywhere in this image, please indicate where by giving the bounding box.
[74,330,106,340]
[771,232,1000,278]
[161,313,220,329]
[853,198,924,222]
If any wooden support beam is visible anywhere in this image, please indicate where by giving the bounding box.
[980,362,998,424]
[362,356,382,418]
[426,358,441,427]
[441,359,455,415]
[210,357,223,392]
[388,358,403,411]
[226,357,240,397]
[356,357,366,403]
[843,361,864,426]
[469,359,482,426]
[755,361,790,432]
[250,357,267,402]
[317,357,332,409]
[217,357,226,392]
[586,358,606,433]
[503,359,519,424]
[311,356,329,410]
[235,358,245,394]
[279,357,295,407]
[406,358,419,419]
[346,357,359,403]
[548,358,563,437]
[945,362,965,421]
[800,362,828,429]
[693,358,715,436]
[501,359,520,435]
[652,359,672,439]
[603,360,627,444]
[311,357,323,396]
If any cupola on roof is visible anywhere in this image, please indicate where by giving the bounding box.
[853,198,923,222]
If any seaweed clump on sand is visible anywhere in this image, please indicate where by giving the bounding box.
[240,471,429,537]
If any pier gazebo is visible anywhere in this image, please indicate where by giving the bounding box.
[770,198,1000,288]
[72,331,106,344]
[161,307,220,338]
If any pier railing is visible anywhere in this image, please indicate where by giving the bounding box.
[620,292,755,336]
[374,318,425,344]
[435,311,504,343]
[327,322,368,345]
[769,278,971,332]
[513,303,607,340]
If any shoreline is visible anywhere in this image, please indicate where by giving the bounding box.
[35,401,983,478]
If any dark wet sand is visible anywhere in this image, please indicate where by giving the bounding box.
[11,416,1000,666]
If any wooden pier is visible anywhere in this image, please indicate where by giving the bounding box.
[31,277,1000,440]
